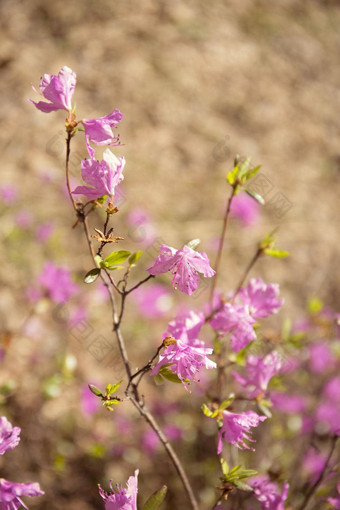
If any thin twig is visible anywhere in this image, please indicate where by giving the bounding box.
[126,274,154,294]
[232,247,263,299]
[209,186,236,304]
[298,435,338,510]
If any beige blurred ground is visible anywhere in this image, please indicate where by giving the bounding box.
[0,0,340,508]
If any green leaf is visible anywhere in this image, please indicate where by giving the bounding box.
[104,264,125,271]
[84,268,101,284]
[226,165,239,185]
[104,250,131,266]
[186,239,200,250]
[94,255,103,268]
[88,384,103,397]
[202,403,213,417]
[105,380,122,396]
[258,401,272,419]
[245,188,265,205]
[264,248,290,258]
[220,395,235,410]
[233,480,253,491]
[159,366,182,384]
[153,374,165,386]
[128,251,143,267]
[142,486,167,510]
[245,164,261,182]
[220,458,229,477]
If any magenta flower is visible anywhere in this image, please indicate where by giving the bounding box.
[239,278,283,319]
[98,470,138,510]
[29,66,76,113]
[328,482,340,509]
[36,222,54,243]
[38,262,78,304]
[217,410,266,453]
[309,342,334,373]
[147,244,215,295]
[0,185,18,205]
[232,352,282,398]
[210,303,256,352]
[0,417,20,455]
[72,149,125,201]
[271,392,307,414]
[131,284,172,319]
[0,479,44,510]
[166,310,205,342]
[150,339,216,391]
[230,192,260,226]
[250,476,289,510]
[302,449,327,484]
[81,109,123,158]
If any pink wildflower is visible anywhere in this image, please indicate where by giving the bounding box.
[150,338,216,391]
[210,303,256,352]
[230,192,260,226]
[217,410,266,453]
[29,66,76,113]
[0,417,20,455]
[81,109,123,158]
[131,284,172,319]
[147,244,215,296]
[0,185,18,205]
[250,476,289,510]
[166,310,205,343]
[232,352,282,397]
[38,262,77,304]
[239,278,283,319]
[309,342,333,373]
[98,470,138,510]
[0,479,44,510]
[72,149,125,201]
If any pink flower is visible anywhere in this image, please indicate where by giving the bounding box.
[72,149,125,201]
[0,185,18,205]
[29,66,76,113]
[131,284,172,319]
[302,449,327,484]
[239,278,284,319]
[147,244,215,296]
[36,222,54,243]
[217,410,266,453]
[309,342,333,373]
[0,417,20,455]
[81,384,100,417]
[98,470,138,510]
[250,476,289,510]
[166,310,205,342]
[328,482,340,509]
[232,352,282,398]
[210,303,256,352]
[38,262,78,304]
[0,479,44,510]
[81,109,123,158]
[150,338,216,391]
[271,392,307,414]
[230,193,260,226]
[15,211,33,229]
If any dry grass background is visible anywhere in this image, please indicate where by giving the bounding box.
[0,0,340,508]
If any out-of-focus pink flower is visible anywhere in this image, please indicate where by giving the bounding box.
[271,392,307,414]
[36,222,54,243]
[15,210,33,229]
[230,193,260,226]
[323,376,340,403]
[315,401,340,436]
[142,425,182,455]
[81,109,123,158]
[68,306,87,328]
[127,207,157,246]
[328,482,340,509]
[147,244,215,296]
[232,352,282,398]
[38,262,78,304]
[98,470,138,510]
[0,417,20,455]
[150,338,216,391]
[250,476,289,510]
[0,185,18,205]
[166,310,205,342]
[239,278,284,319]
[217,410,266,454]
[29,66,76,113]
[131,284,172,319]
[210,303,256,352]
[302,449,327,484]
[309,342,333,373]
[0,479,44,510]
[72,149,125,201]
[81,384,100,417]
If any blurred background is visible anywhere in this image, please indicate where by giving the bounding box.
[0,0,339,508]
